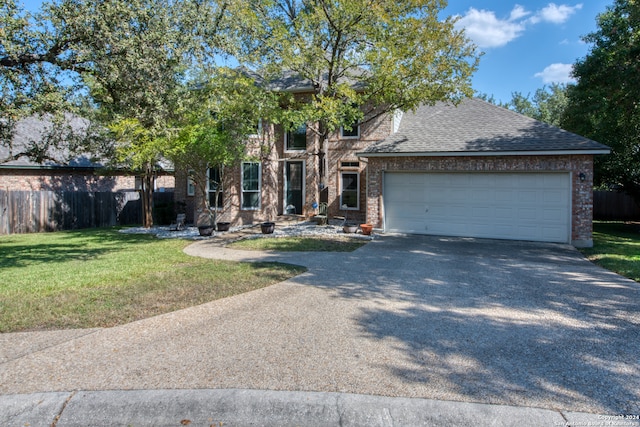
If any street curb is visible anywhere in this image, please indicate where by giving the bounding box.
[0,389,610,427]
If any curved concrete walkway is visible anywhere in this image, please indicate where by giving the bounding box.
[2,235,639,426]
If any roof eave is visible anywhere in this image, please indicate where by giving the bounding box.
[357,149,611,158]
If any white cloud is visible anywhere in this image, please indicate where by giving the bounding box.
[509,5,530,21]
[455,6,527,48]
[534,63,576,83]
[536,3,583,24]
[456,3,583,49]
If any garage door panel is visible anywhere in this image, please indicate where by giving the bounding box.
[543,208,565,221]
[384,172,570,243]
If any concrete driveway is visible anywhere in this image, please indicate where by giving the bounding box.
[1,235,639,415]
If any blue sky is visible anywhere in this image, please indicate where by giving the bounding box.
[443,1,611,102]
[20,0,612,104]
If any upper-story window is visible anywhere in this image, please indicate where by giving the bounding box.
[285,123,307,151]
[340,121,360,139]
[250,119,263,138]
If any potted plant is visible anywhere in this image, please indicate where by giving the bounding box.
[196,211,215,236]
[261,221,275,234]
[341,204,358,233]
[360,223,373,235]
[216,221,231,232]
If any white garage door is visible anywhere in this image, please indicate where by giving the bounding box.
[384,172,571,243]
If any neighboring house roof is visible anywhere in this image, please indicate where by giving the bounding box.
[256,68,368,93]
[0,115,100,169]
[0,115,173,172]
[359,98,610,157]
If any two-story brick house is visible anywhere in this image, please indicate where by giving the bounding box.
[176,89,609,247]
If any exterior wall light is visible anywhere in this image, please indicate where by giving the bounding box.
[579,172,586,182]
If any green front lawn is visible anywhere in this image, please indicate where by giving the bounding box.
[580,222,640,282]
[0,228,305,332]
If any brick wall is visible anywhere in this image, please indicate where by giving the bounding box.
[176,110,395,227]
[364,154,595,246]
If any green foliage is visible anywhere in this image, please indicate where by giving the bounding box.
[0,0,81,161]
[165,67,281,216]
[241,0,479,139]
[1,0,233,165]
[562,0,640,201]
[507,84,568,126]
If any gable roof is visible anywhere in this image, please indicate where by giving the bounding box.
[359,98,610,157]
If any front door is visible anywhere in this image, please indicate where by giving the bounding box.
[285,161,304,215]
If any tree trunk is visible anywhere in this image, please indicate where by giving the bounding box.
[141,163,154,228]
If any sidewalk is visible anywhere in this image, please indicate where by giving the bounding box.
[1,388,612,427]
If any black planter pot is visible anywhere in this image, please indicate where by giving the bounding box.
[261,222,275,234]
[198,226,214,236]
[217,222,231,232]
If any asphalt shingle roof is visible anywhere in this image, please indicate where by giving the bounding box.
[361,98,609,156]
[0,115,102,169]
[1,115,173,171]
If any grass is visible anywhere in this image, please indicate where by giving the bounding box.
[228,236,367,252]
[580,221,640,282]
[0,228,305,332]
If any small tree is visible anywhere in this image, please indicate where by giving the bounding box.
[166,68,281,225]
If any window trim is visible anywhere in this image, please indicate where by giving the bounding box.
[241,162,261,211]
[340,171,360,210]
[285,123,307,152]
[249,119,263,138]
[340,123,360,139]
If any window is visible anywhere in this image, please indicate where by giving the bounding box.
[340,172,359,210]
[340,161,360,168]
[241,162,261,210]
[340,121,360,139]
[187,170,195,196]
[207,167,223,209]
[285,123,307,151]
[250,119,263,138]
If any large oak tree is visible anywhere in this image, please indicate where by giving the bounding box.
[240,0,479,186]
[1,0,235,226]
[562,0,640,203]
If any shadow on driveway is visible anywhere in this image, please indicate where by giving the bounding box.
[293,235,640,413]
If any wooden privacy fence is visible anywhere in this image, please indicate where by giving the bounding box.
[0,190,175,234]
[593,190,640,221]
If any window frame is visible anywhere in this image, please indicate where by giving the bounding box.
[285,123,307,151]
[249,119,263,138]
[241,162,261,210]
[340,171,360,210]
[340,122,360,139]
